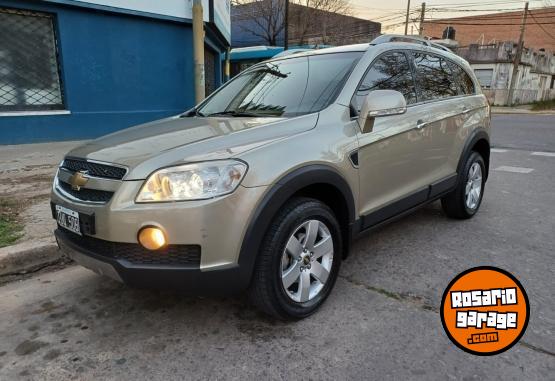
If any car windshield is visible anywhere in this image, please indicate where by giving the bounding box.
[197,52,363,117]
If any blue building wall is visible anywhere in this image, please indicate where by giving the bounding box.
[0,0,225,144]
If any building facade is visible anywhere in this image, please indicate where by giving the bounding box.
[0,0,231,144]
[423,7,555,52]
[231,1,380,48]
[288,3,381,47]
[457,42,555,105]
[422,7,555,105]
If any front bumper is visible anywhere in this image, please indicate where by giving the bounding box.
[51,181,267,270]
[55,228,248,294]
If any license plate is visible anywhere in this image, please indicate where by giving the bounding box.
[56,205,81,235]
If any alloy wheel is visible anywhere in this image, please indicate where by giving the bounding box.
[280,219,334,303]
[465,162,482,210]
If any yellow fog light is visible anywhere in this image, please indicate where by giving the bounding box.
[138,227,166,250]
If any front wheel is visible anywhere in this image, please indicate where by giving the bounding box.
[248,197,342,319]
[441,151,486,219]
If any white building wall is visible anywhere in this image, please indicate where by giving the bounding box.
[471,62,555,105]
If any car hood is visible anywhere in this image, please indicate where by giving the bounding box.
[67,114,318,180]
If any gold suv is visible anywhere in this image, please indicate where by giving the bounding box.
[52,36,490,319]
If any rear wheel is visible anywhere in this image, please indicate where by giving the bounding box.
[441,151,485,219]
[248,197,342,319]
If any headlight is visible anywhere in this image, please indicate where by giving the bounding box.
[136,160,247,202]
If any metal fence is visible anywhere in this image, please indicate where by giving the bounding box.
[0,7,64,112]
[204,47,217,96]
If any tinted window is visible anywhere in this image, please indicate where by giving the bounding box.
[449,62,476,94]
[412,52,458,100]
[198,52,362,117]
[352,52,417,112]
[298,54,362,114]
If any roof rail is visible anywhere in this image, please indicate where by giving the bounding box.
[371,34,451,52]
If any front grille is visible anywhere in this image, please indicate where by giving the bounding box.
[62,158,126,180]
[59,229,201,267]
[58,180,114,203]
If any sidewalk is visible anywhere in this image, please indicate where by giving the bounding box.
[0,141,83,276]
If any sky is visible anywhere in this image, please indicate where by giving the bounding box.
[349,0,553,34]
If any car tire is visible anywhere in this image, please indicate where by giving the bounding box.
[248,197,342,320]
[441,151,486,219]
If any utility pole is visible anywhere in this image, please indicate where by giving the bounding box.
[418,2,426,36]
[224,47,231,83]
[507,1,529,107]
[404,0,411,35]
[284,0,289,50]
[192,0,205,103]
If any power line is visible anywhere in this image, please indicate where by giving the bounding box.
[422,0,544,6]
[349,1,555,33]
[528,9,555,39]
[425,11,555,20]
[380,11,421,25]
[423,20,555,25]
[428,8,555,13]
[383,6,554,24]
[373,12,412,22]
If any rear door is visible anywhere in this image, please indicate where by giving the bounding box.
[446,60,485,174]
[409,51,466,192]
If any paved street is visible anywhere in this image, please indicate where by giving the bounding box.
[492,114,555,152]
[0,114,554,380]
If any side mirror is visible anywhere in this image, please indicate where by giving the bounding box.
[358,90,407,134]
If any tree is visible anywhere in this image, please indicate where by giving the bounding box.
[290,0,352,46]
[232,0,287,46]
[232,0,353,47]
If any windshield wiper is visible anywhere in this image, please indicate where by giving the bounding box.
[205,110,271,117]
[179,108,205,117]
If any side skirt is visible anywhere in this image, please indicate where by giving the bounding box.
[352,174,458,239]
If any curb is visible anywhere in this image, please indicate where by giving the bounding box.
[0,238,67,277]
[491,108,555,115]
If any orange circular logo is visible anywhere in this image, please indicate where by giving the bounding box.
[440,267,529,355]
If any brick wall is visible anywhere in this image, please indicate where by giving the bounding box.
[288,3,381,46]
[423,7,555,52]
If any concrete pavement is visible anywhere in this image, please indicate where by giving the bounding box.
[0,141,83,244]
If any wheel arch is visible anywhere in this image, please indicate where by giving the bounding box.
[457,129,491,181]
[236,165,356,289]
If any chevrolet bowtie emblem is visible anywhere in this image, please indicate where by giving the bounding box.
[68,170,89,191]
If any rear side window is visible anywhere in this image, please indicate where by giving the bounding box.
[352,51,417,112]
[448,62,476,95]
[412,52,458,100]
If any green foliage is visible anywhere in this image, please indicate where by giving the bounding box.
[530,99,555,111]
[0,199,23,248]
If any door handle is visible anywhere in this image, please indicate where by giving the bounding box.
[461,107,471,114]
[416,119,428,129]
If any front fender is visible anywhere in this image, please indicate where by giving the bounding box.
[236,165,356,288]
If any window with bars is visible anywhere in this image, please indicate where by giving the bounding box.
[0,7,64,112]
[204,46,217,96]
